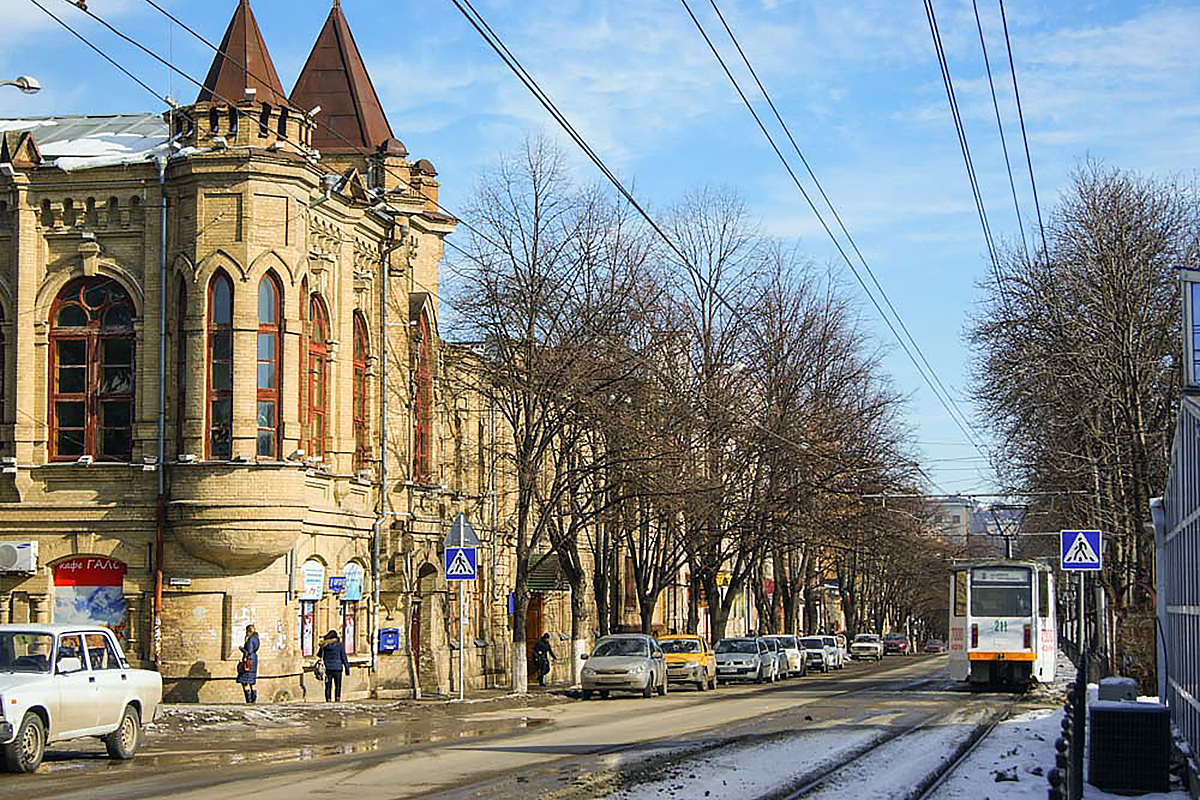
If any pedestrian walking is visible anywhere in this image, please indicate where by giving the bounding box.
[532,632,556,686]
[317,629,350,702]
[237,624,259,704]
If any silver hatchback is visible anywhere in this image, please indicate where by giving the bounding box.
[580,634,668,699]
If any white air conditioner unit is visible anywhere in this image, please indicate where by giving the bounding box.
[0,541,38,574]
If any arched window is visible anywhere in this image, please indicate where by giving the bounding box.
[352,312,369,472]
[0,304,6,425]
[257,274,281,458]
[412,311,433,480]
[207,272,233,459]
[175,278,187,457]
[49,277,136,461]
[306,295,329,460]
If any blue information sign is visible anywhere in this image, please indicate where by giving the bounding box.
[444,546,477,581]
[1060,530,1102,571]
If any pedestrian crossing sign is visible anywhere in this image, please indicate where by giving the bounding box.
[1060,530,1102,571]
[444,546,477,581]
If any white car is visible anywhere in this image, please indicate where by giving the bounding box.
[820,635,845,669]
[850,633,885,661]
[0,624,163,772]
[762,634,805,677]
[799,636,830,672]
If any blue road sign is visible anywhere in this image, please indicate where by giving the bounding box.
[445,546,478,581]
[1060,530,1102,571]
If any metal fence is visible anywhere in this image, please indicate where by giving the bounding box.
[1154,393,1200,760]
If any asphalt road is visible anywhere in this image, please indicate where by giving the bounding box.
[6,654,1017,799]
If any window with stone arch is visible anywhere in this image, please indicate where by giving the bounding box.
[306,294,330,461]
[352,311,369,472]
[207,271,234,459]
[49,276,136,461]
[0,303,6,428]
[412,310,433,481]
[257,273,282,459]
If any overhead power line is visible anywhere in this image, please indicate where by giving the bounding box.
[997,0,1049,259]
[971,0,1027,259]
[678,0,987,456]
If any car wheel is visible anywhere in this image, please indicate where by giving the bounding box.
[696,671,707,691]
[709,672,717,690]
[658,676,668,696]
[581,690,593,700]
[3,712,45,773]
[104,704,142,760]
[599,690,610,699]
[643,676,655,698]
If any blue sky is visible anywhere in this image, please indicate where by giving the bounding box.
[4,0,1199,497]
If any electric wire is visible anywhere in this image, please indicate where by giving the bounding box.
[971,0,1027,259]
[676,0,985,453]
[696,0,987,461]
[997,0,1049,259]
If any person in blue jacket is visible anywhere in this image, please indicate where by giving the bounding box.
[238,624,259,704]
[317,630,350,702]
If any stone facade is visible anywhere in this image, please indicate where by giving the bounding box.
[0,0,579,702]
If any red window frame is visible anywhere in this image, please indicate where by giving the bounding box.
[412,311,432,480]
[352,312,368,472]
[48,277,136,462]
[307,295,329,460]
[257,274,282,459]
[207,271,233,460]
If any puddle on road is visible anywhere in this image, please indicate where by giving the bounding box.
[34,713,556,777]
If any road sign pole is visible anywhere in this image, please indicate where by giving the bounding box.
[458,579,465,701]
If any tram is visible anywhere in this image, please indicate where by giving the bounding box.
[948,560,1057,686]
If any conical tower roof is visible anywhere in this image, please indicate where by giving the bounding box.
[290,0,395,153]
[197,0,288,106]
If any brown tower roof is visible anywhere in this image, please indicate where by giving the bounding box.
[197,0,288,106]
[290,0,394,153]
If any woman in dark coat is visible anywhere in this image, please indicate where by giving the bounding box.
[317,630,350,702]
[238,624,260,704]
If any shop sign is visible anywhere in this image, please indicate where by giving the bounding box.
[343,562,365,602]
[299,560,325,601]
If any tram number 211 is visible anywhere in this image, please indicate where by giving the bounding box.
[992,620,1009,632]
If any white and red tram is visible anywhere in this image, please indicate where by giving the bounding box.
[948,560,1057,686]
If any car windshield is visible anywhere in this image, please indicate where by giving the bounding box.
[0,632,54,673]
[854,635,879,643]
[659,639,700,654]
[776,636,796,649]
[927,640,943,646]
[592,638,649,657]
[716,639,757,654]
[800,637,824,649]
[884,634,905,641]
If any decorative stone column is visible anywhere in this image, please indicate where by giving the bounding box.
[27,594,47,624]
[125,593,141,660]
[0,593,10,624]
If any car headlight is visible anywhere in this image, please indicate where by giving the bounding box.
[632,663,648,674]
[683,660,700,668]
[582,666,595,676]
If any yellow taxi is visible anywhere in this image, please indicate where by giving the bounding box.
[657,634,717,691]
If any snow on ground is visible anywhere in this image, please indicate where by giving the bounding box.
[600,728,880,800]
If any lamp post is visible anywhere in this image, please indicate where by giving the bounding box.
[1,76,41,94]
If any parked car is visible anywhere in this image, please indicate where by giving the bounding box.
[882,633,910,655]
[849,633,885,661]
[761,634,805,678]
[715,637,775,684]
[657,634,717,691]
[0,624,163,773]
[760,637,788,680]
[580,634,667,699]
[799,636,830,672]
[821,635,845,669]
[923,638,946,654]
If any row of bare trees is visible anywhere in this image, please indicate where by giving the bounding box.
[968,163,1200,685]
[452,137,956,692]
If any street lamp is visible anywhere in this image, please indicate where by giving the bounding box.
[1,76,41,94]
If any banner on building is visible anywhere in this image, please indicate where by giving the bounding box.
[53,556,127,638]
[299,560,325,601]
[343,562,365,602]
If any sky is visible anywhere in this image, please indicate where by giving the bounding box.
[3,0,1198,498]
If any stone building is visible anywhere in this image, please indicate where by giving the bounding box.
[0,0,547,701]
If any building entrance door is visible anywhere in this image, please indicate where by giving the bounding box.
[525,593,544,675]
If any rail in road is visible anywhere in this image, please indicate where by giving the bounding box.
[19,655,1013,800]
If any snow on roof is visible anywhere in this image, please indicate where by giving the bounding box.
[0,113,169,171]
